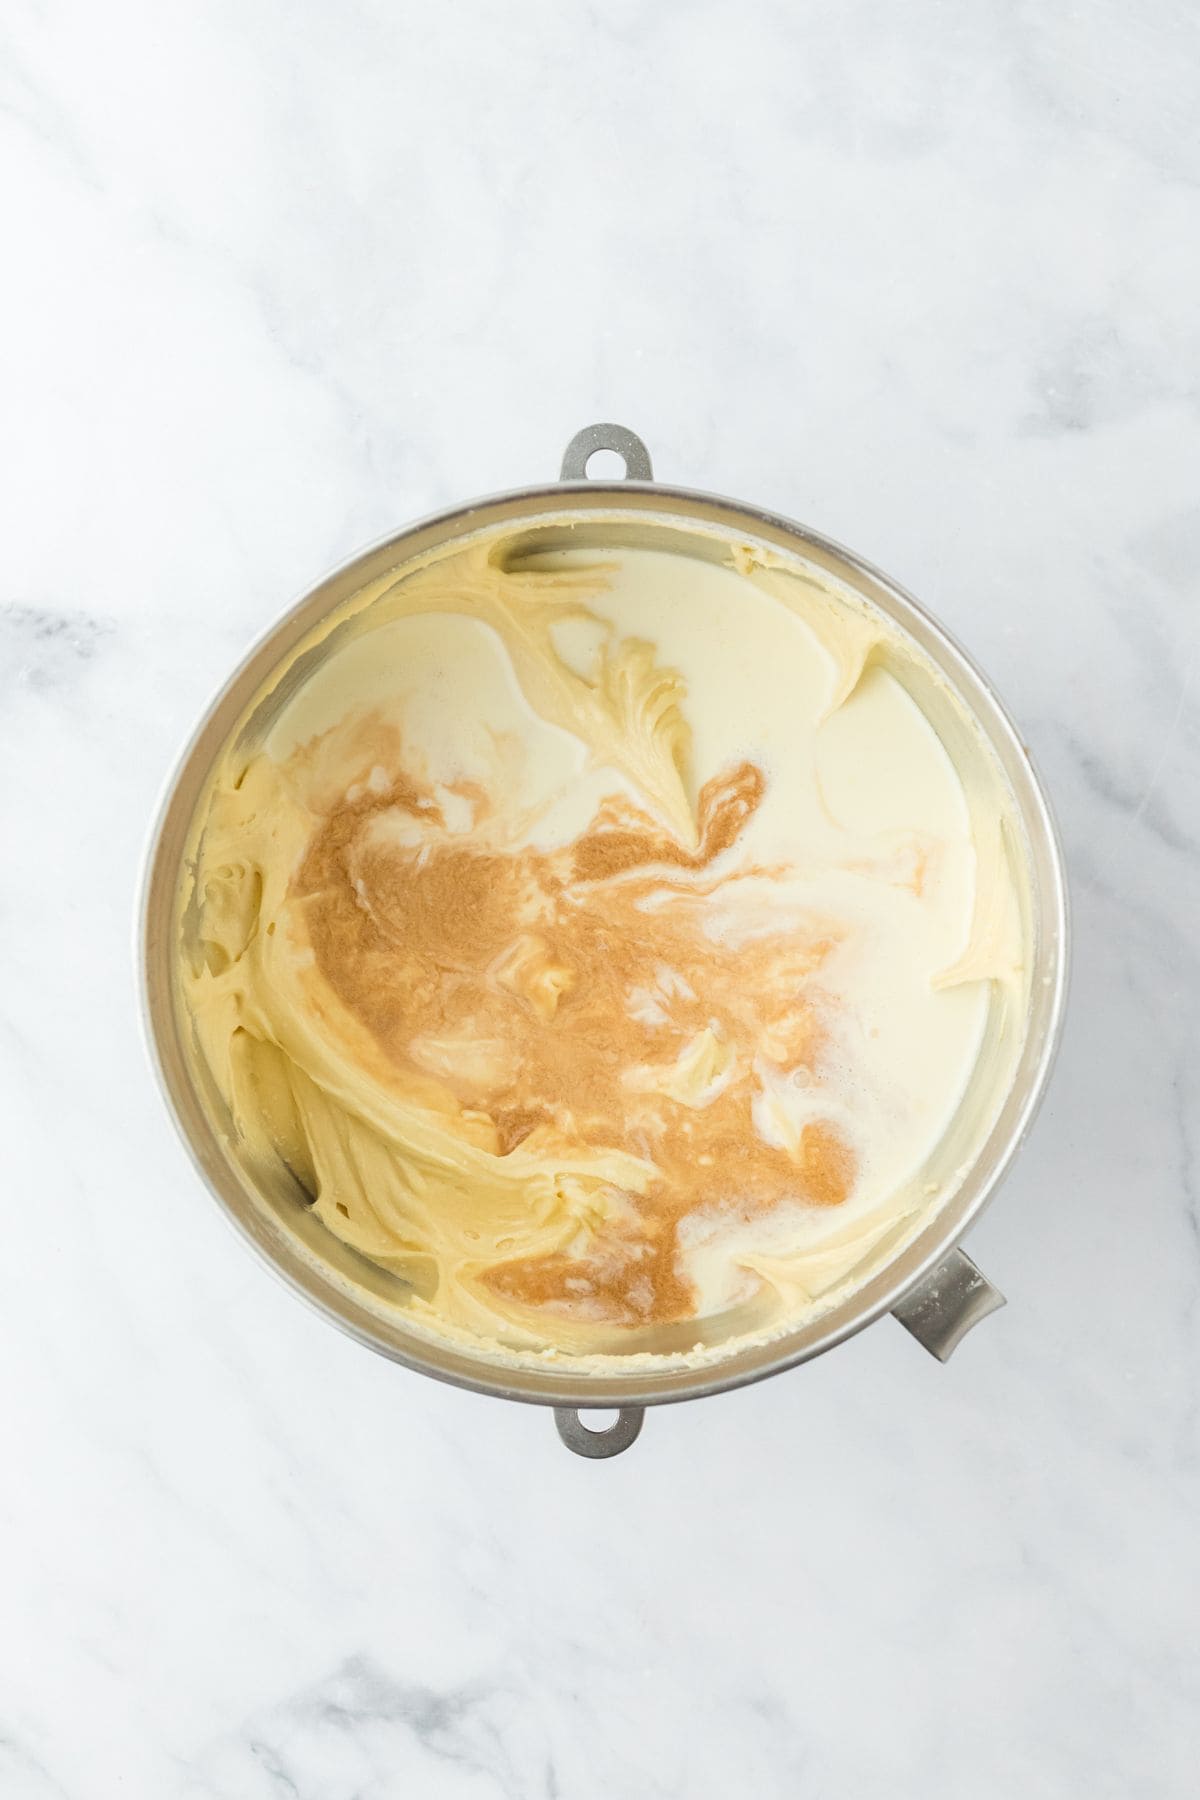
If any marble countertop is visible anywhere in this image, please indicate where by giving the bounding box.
[4,1,1199,1794]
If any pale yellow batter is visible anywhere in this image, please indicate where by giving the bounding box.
[180,523,1027,1363]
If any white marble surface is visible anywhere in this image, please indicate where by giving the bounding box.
[3,0,1199,1792]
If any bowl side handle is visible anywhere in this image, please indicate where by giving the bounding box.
[559,422,654,483]
[891,1248,1005,1361]
[554,1407,646,1459]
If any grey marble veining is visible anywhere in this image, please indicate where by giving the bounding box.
[2,0,1199,1794]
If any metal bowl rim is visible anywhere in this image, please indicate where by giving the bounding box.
[138,475,1070,1409]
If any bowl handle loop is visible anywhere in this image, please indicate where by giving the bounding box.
[554,1407,645,1459]
[892,1248,1005,1362]
[559,423,654,482]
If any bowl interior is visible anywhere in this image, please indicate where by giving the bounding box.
[142,484,1068,1408]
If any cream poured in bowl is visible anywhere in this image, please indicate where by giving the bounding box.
[178,518,1029,1367]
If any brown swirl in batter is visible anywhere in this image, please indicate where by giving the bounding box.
[293,752,854,1327]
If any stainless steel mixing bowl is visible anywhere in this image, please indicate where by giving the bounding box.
[140,423,1069,1458]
